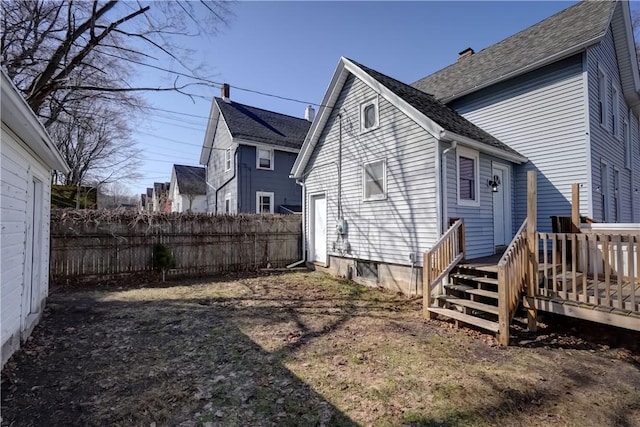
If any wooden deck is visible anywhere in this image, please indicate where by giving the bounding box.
[460,253,640,332]
[538,274,639,312]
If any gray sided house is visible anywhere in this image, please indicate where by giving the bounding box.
[200,95,311,214]
[292,0,640,295]
[413,0,640,227]
[169,164,207,213]
[291,58,526,294]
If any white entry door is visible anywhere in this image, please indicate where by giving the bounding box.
[492,164,512,248]
[310,194,327,263]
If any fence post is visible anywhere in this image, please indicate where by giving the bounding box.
[526,170,538,331]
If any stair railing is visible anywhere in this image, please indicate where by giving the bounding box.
[496,218,528,346]
[423,219,465,318]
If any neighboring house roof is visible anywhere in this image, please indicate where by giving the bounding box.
[291,57,526,179]
[412,1,616,102]
[153,182,170,196]
[146,188,153,198]
[173,165,206,195]
[1,70,69,173]
[215,97,311,149]
[200,97,311,164]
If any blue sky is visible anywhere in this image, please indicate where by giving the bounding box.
[132,1,591,196]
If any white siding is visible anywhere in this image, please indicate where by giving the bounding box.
[303,76,439,267]
[205,115,237,213]
[587,28,638,222]
[180,194,207,213]
[451,55,588,232]
[1,125,52,366]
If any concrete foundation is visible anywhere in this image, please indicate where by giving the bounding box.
[310,256,424,296]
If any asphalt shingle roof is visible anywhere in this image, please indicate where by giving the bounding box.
[216,98,311,150]
[412,1,615,101]
[350,59,523,158]
[174,165,206,195]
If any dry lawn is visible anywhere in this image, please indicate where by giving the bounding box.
[2,271,639,426]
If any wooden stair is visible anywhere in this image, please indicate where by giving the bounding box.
[427,262,501,335]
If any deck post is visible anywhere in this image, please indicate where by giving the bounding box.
[526,170,538,331]
[423,251,432,319]
[497,265,509,346]
[571,183,580,233]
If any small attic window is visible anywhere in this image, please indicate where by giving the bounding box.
[360,97,379,132]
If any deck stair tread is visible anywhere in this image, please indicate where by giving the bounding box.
[451,273,499,285]
[437,295,499,315]
[466,288,499,299]
[444,284,474,292]
[458,264,498,274]
[428,307,500,333]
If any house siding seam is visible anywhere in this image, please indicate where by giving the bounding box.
[303,75,439,267]
[237,145,301,213]
[1,125,52,366]
[587,27,637,223]
[449,54,588,233]
[205,115,237,213]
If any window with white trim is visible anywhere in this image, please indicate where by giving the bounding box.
[625,119,632,169]
[224,193,232,214]
[601,162,610,222]
[612,85,620,137]
[360,97,379,133]
[224,148,232,172]
[256,191,274,214]
[257,147,274,170]
[362,159,386,201]
[598,67,608,127]
[457,147,480,207]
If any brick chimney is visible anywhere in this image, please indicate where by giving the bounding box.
[221,83,230,102]
[458,47,474,61]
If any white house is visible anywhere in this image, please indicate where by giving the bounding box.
[1,71,70,367]
[169,164,207,213]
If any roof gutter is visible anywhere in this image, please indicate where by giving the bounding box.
[439,130,527,164]
[441,35,605,104]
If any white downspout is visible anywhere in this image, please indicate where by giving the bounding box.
[287,179,307,268]
[441,140,457,233]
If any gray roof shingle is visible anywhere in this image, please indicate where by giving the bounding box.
[412,1,615,101]
[216,98,311,150]
[350,59,523,158]
[174,165,206,195]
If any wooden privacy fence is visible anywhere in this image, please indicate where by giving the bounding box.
[50,210,302,282]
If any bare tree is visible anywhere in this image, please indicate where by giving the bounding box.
[99,181,139,209]
[48,99,142,185]
[1,0,231,184]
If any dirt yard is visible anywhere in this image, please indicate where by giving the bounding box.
[2,271,639,426]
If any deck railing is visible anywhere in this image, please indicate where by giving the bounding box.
[496,219,528,345]
[423,219,465,317]
[537,230,639,313]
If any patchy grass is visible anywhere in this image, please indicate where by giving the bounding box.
[2,271,639,426]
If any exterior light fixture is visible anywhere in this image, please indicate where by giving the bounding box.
[488,175,501,193]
